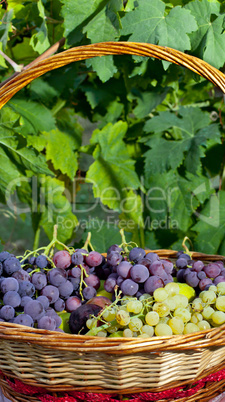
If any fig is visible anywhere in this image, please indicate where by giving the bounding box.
[69,303,102,334]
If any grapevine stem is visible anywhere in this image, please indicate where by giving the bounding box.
[119,229,129,253]
[182,236,193,257]
[83,232,92,251]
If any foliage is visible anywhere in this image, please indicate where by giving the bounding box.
[0,0,225,253]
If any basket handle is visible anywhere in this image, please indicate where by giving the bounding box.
[0,41,225,109]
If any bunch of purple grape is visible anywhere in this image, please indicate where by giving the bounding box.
[175,252,225,291]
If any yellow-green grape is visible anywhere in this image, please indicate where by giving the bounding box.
[121,296,134,305]
[153,302,170,317]
[138,333,149,338]
[155,323,173,336]
[86,318,95,329]
[139,294,153,301]
[127,300,143,314]
[216,296,225,312]
[168,317,184,335]
[119,305,128,311]
[159,316,170,324]
[129,317,143,332]
[107,325,120,333]
[191,312,203,324]
[202,306,214,320]
[132,331,138,337]
[211,311,225,325]
[102,308,116,322]
[123,328,133,338]
[116,310,130,326]
[174,307,191,323]
[192,298,204,312]
[142,325,154,337]
[164,282,180,296]
[183,323,200,334]
[173,295,188,309]
[153,288,168,302]
[145,311,160,326]
[109,331,123,337]
[197,320,211,331]
[97,330,107,337]
[202,291,217,305]
[199,291,206,299]
[165,296,176,311]
[217,283,225,295]
[208,285,217,293]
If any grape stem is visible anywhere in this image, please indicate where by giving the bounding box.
[83,232,95,251]
[182,236,193,257]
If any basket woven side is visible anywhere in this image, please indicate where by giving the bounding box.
[0,41,225,108]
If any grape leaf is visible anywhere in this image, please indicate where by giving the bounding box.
[121,0,197,52]
[185,0,225,68]
[29,0,50,54]
[193,190,225,254]
[130,87,170,119]
[143,107,221,176]
[8,99,56,135]
[0,9,13,50]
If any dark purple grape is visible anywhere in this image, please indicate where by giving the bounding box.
[95,263,111,280]
[149,261,167,280]
[36,255,48,269]
[3,257,21,275]
[48,268,68,286]
[120,279,139,296]
[199,278,213,290]
[83,286,96,300]
[38,315,56,331]
[21,296,33,307]
[145,252,160,263]
[65,296,82,313]
[185,271,199,288]
[0,252,11,262]
[197,271,206,280]
[29,256,36,265]
[129,247,146,263]
[71,252,84,265]
[12,269,31,282]
[84,274,100,290]
[107,251,122,266]
[163,274,173,284]
[69,277,80,291]
[104,277,117,293]
[24,300,45,321]
[176,258,188,269]
[53,250,71,269]
[178,253,191,262]
[108,273,118,279]
[58,280,74,298]
[31,272,47,290]
[85,251,103,267]
[45,308,62,327]
[214,276,225,285]
[176,269,185,283]
[117,261,132,279]
[204,264,221,278]
[116,276,123,287]
[18,281,35,297]
[14,314,34,327]
[130,264,149,283]
[41,285,59,304]
[54,298,65,312]
[107,245,122,254]
[192,260,204,272]
[0,262,3,276]
[144,276,164,295]
[1,277,19,293]
[137,258,151,268]
[37,295,50,309]
[70,267,81,278]
[0,305,15,320]
[183,268,192,279]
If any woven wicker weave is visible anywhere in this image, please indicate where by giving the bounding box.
[1,42,225,402]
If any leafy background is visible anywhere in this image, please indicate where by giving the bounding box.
[0,0,225,254]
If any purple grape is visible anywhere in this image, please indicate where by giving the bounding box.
[83,286,96,300]
[130,264,149,283]
[120,279,139,296]
[85,251,103,267]
[129,247,146,263]
[54,298,65,312]
[176,258,188,269]
[0,305,15,320]
[161,260,174,274]
[37,295,50,310]
[204,264,221,278]
[53,250,71,269]
[104,277,117,293]
[185,271,199,288]
[221,268,225,278]
[38,315,56,331]
[69,277,80,291]
[58,280,74,298]
[18,281,35,297]
[95,264,111,280]
[183,268,192,279]
[84,274,100,290]
[108,273,118,279]
[31,272,47,290]
[137,258,151,269]
[3,257,21,275]
[12,269,31,282]
[0,251,11,262]
[107,245,122,254]
[71,252,84,265]
[48,268,68,286]
[41,285,59,304]
[216,261,224,269]
[0,262,3,276]
[21,296,33,307]
[70,267,81,278]
[3,291,21,308]
[65,296,82,313]
[176,269,185,283]
[1,277,19,293]
[45,308,62,327]
[199,278,213,290]
[145,252,160,263]
[144,276,164,295]
[149,261,167,280]
[197,271,206,280]
[24,300,45,321]
[13,314,34,327]
[117,261,132,279]
[116,276,124,287]
[36,255,48,269]
[107,251,123,266]
[214,276,225,285]
[192,260,204,272]
[178,253,191,262]
[163,274,173,284]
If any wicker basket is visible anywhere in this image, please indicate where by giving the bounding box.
[1,42,225,402]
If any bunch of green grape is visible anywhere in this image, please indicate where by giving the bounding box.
[86,282,225,338]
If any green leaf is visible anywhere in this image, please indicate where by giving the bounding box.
[130,87,170,119]
[0,9,13,50]
[30,78,59,102]
[29,0,50,54]
[143,107,221,176]
[40,177,78,243]
[193,190,225,254]
[121,0,197,52]
[8,99,56,135]
[12,37,39,65]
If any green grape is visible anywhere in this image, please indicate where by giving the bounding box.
[208,285,217,293]
[183,323,200,334]
[173,295,188,309]
[174,307,191,323]
[108,325,120,333]
[145,311,160,326]
[192,298,204,312]
[159,316,170,324]
[168,317,184,335]
[116,310,130,326]
[127,300,143,314]
[202,306,214,320]
[109,331,123,337]
[165,296,176,311]
[153,302,170,317]
[190,313,203,324]
[138,333,149,338]
[121,296,134,305]
[123,328,133,337]
[153,288,168,302]
[86,318,95,329]
[102,308,116,322]
[155,323,173,336]
[164,282,180,296]
[142,325,154,337]
[139,294,153,301]
[197,320,211,331]
[202,291,216,305]
[216,296,225,312]
[129,317,143,331]
[212,311,225,325]
[217,283,225,295]
[97,330,107,337]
